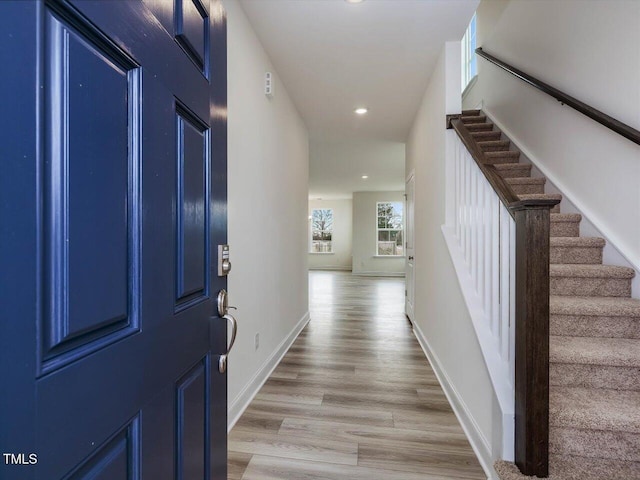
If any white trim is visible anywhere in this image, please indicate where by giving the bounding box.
[227,311,310,432]
[483,105,640,276]
[413,320,496,480]
[372,255,405,258]
[352,271,405,277]
[309,266,352,271]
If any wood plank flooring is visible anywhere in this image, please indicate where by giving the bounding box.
[228,271,485,479]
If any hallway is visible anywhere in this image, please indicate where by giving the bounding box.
[228,271,485,479]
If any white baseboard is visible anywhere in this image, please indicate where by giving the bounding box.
[227,311,310,432]
[352,271,405,277]
[309,266,352,271]
[412,321,496,480]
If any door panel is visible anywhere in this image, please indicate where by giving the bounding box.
[0,1,228,479]
[42,6,141,371]
[176,106,210,308]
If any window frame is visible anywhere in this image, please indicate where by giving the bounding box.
[461,13,477,94]
[375,201,404,257]
[309,208,334,254]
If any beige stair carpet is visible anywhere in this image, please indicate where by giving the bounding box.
[459,110,640,480]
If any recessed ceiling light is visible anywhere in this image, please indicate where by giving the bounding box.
[345,0,364,3]
[354,107,368,115]
[361,175,369,179]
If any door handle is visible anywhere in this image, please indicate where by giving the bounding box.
[216,289,238,374]
[218,313,237,374]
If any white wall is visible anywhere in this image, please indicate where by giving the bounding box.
[308,199,352,271]
[464,0,640,276]
[224,0,310,427]
[407,42,499,473]
[352,191,405,276]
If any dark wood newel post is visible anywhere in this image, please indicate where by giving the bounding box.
[512,205,551,478]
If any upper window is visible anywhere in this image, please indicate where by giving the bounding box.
[310,209,333,253]
[461,13,477,92]
[377,202,403,256]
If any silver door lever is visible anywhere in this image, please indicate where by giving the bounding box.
[216,289,238,374]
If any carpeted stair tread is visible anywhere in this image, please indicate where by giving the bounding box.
[518,193,562,202]
[550,295,640,317]
[485,150,520,159]
[461,115,487,123]
[550,213,582,224]
[550,213,582,237]
[495,457,640,480]
[506,177,546,186]
[470,130,501,140]
[551,238,604,264]
[462,109,481,116]
[550,264,635,279]
[506,177,546,194]
[465,122,494,132]
[550,386,640,434]
[551,335,640,367]
[550,237,605,248]
[493,162,532,178]
[477,140,510,151]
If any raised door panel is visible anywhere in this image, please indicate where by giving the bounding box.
[176,106,209,309]
[64,416,140,480]
[176,357,210,480]
[42,6,142,374]
[175,0,209,73]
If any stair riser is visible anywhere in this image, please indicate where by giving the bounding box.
[550,427,640,462]
[479,144,510,152]
[461,116,487,124]
[471,131,501,141]
[483,157,522,165]
[485,154,521,163]
[508,183,545,194]
[551,221,580,237]
[466,123,493,132]
[550,246,603,265]
[550,364,640,391]
[495,168,531,179]
[551,314,640,339]
[550,277,632,297]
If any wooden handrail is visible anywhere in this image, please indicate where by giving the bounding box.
[448,116,554,477]
[475,47,640,146]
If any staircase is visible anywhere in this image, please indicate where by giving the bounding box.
[460,111,640,480]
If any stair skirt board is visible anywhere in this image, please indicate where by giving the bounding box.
[456,110,640,480]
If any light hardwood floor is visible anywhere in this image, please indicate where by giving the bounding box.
[228,271,485,479]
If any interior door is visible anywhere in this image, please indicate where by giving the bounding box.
[0,1,228,479]
[405,172,415,322]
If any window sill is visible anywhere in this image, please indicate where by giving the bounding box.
[372,255,405,258]
[309,252,335,255]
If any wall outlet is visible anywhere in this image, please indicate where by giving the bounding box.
[254,333,260,351]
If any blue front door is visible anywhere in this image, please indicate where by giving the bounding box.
[0,1,228,478]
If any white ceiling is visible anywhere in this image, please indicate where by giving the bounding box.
[238,0,478,197]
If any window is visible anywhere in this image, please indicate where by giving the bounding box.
[461,13,477,92]
[377,202,403,256]
[310,209,333,253]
